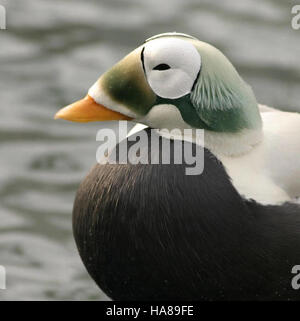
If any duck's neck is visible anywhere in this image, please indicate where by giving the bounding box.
[155,126,263,157]
[137,94,263,157]
[203,127,263,156]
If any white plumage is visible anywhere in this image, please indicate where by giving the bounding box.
[206,106,300,204]
[130,106,300,205]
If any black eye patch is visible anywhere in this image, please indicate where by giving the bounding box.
[153,63,171,71]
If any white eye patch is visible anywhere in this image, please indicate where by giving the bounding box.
[143,38,201,99]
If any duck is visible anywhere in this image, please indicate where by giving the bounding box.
[55,33,300,300]
[55,32,300,205]
[71,128,300,301]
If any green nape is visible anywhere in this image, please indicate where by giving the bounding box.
[156,93,260,133]
[189,40,262,132]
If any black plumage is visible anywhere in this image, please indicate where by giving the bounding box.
[73,128,300,300]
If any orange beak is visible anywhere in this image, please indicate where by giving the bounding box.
[54,95,132,122]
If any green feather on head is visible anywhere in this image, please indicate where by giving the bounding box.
[190,40,262,133]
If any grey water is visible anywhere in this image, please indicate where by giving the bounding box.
[0,0,299,300]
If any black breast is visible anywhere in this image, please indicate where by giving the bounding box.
[73,128,300,300]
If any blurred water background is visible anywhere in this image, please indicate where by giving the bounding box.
[0,0,299,300]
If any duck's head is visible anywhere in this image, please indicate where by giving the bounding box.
[55,32,262,139]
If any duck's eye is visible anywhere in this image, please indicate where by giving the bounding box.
[153,63,171,71]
